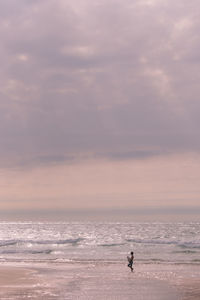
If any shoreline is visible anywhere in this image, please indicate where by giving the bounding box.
[0,263,199,299]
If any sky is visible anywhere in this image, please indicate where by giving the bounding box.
[0,0,200,220]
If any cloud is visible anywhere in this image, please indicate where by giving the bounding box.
[0,0,200,167]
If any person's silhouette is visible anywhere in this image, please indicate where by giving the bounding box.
[127,251,134,272]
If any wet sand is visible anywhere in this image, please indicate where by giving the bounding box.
[0,266,37,299]
[0,263,199,299]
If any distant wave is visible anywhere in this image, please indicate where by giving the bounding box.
[99,243,126,247]
[178,243,200,249]
[30,249,52,254]
[29,238,83,245]
[0,238,83,247]
[0,249,53,255]
[126,238,176,245]
[126,238,200,249]
[192,259,200,263]
[0,241,18,247]
[172,250,197,254]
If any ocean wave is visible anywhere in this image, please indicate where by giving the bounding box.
[172,250,197,254]
[30,249,52,254]
[0,249,53,255]
[126,238,200,249]
[0,241,18,247]
[29,238,83,245]
[192,259,200,263]
[178,243,200,249]
[99,243,126,247]
[126,238,176,245]
[0,238,83,247]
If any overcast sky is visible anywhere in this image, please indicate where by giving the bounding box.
[0,0,200,220]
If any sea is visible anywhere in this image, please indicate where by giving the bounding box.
[0,222,199,265]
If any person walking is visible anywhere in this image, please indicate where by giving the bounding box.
[127,251,134,272]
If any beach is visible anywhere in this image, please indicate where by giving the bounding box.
[0,263,199,299]
[0,221,199,299]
